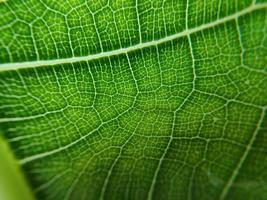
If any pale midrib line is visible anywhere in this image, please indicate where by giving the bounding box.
[219,107,266,200]
[0,3,266,72]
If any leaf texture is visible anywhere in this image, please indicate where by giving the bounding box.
[0,0,267,199]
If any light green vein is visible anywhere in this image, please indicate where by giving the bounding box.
[0,3,266,72]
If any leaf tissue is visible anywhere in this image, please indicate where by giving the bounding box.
[0,0,267,199]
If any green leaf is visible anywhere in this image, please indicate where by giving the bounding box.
[0,135,35,200]
[0,1,267,199]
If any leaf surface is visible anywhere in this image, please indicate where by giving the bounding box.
[0,0,267,199]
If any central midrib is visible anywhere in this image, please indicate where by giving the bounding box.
[0,3,266,72]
